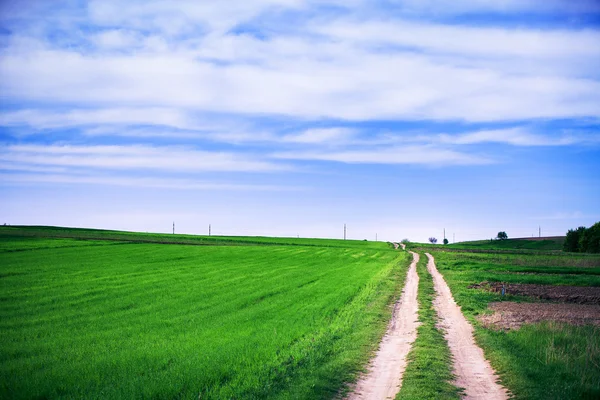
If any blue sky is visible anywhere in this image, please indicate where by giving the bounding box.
[1,0,599,242]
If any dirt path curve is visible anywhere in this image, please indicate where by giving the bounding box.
[399,243,406,250]
[347,251,420,399]
[425,253,508,400]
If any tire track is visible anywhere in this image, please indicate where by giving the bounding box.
[347,251,420,399]
[426,253,508,400]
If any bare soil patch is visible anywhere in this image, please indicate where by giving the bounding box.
[426,254,508,400]
[469,282,600,305]
[479,302,600,330]
[347,251,420,399]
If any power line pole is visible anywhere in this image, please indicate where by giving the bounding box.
[172,222,175,234]
[344,224,346,240]
[539,226,541,238]
[209,224,211,236]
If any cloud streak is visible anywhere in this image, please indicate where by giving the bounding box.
[0,172,300,191]
[0,144,289,172]
[272,145,494,166]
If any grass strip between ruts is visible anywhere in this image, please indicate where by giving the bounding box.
[396,253,461,400]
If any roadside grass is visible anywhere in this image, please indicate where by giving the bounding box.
[437,251,600,270]
[397,253,460,400]
[0,225,392,250]
[446,238,565,251]
[432,250,600,399]
[406,238,587,256]
[0,237,409,399]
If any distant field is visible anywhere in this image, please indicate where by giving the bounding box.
[0,228,408,399]
[0,225,392,250]
[409,237,567,254]
[448,237,565,251]
[432,249,600,399]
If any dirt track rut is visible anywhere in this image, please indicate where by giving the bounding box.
[347,251,420,399]
[426,253,508,400]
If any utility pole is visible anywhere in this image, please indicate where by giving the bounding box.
[209,224,211,236]
[172,222,175,234]
[539,226,541,238]
[344,224,346,240]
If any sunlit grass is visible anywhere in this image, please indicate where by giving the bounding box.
[0,235,408,399]
[432,250,600,399]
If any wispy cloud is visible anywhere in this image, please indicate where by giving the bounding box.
[272,145,494,166]
[0,144,289,172]
[0,172,300,191]
[316,20,600,61]
[436,128,600,146]
[1,2,599,123]
[0,108,192,130]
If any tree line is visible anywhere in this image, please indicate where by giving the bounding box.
[564,221,600,253]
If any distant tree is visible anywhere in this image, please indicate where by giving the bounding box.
[564,226,586,252]
[429,237,438,244]
[497,231,508,240]
[579,222,600,254]
[443,238,449,245]
[401,238,410,244]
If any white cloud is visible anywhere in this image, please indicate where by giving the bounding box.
[271,145,494,166]
[437,128,585,146]
[392,0,600,15]
[2,27,598,123]
[87,0,305,35]
[316,20,600,60]
[282,128,356,144]
[0,172,298,191]
[0,108,192,129]
[92,30,143,49]
[0,144,289,172]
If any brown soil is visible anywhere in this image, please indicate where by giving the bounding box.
[479,302,600,330]
[426,253,509,400]
[469,282,600,305]
[347,252,420,399]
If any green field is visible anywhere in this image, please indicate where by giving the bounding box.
[0,225,393,250]
[431,249,600,399]
[3,226,599,399]
[411,237,567,253]
[0,227,408,399]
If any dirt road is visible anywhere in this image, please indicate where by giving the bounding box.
[347,251,420,399]
[426,253,508,400]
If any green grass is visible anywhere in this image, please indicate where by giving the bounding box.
[397,253,460,400]
[0,225,392,250]
[447,238,565,251]
[407,237,569,255]
[436,251,600,269]
[0,233,409,399]
[431,250,600,399]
